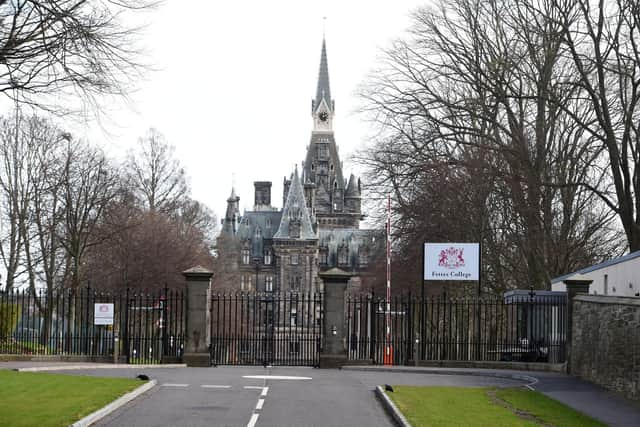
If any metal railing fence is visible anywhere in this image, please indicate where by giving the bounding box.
[347,292,567,365]
[0,287,185,364]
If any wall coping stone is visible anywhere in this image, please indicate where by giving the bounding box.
[574,294,640,307]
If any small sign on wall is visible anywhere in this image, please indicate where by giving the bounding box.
[424,243,480,281]
[94,303,114,325]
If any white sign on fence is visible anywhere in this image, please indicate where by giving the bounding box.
[424,243,480,281]
[94,303,114,325]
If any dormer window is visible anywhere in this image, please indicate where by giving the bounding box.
[242,249,250,265]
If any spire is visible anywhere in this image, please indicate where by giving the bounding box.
[223,186,241,234]
[345,173,360,197]
[314,38,332,114]
[274,167,316,240]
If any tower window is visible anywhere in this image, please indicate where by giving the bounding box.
[317,145,328,159]
[338,246,349,265]
[319,248,328,265]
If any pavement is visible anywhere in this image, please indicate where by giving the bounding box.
[2,361,639,426]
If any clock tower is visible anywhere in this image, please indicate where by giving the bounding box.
[303,37,363,229]
[311,38,334,132]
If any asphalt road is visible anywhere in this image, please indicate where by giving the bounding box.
[56,366,525,427]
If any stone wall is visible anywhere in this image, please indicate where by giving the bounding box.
[571,295,640,401]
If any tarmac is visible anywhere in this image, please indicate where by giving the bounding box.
[1,361,639,426]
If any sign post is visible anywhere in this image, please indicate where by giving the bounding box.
[424,243,482,358]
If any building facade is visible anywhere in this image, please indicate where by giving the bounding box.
[216,38,384,294]
[551,250,640,297]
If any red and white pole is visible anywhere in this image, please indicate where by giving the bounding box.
[385,193,392,365]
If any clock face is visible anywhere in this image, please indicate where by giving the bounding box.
[318,111,329,122]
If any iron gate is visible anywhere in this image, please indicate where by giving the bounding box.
[347,292,568,365]
[210,292,323,366]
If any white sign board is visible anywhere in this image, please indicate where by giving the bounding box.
[424,243,480,281]
[94,303,114,325]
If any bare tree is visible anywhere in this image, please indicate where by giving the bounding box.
[58,139,120,288]
[357,0,621,291]
[126,128,189,214]
[0,0,158,113]
[544,0,640,251]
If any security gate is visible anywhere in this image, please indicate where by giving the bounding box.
[210,292,322,366]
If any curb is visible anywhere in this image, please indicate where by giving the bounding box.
[344,366,539,389]
[16,364,186,372]
[70,379,157,427]
[375,386,411,427]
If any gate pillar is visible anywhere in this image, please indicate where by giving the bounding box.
[183,266,213,367]
[563,274,592,373]
[319,268,352,369]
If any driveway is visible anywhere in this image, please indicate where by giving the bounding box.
[40,366,524,427]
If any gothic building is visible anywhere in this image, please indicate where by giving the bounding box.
[217,38,384,294]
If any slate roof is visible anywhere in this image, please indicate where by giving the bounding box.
[274,168,317,240]
[318,228,384,269]
[314,38,332,113]
[550,250,640,284]
[236,210,282,258]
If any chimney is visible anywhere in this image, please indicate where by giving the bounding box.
[254,181,272,210]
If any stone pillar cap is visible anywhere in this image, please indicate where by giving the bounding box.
[182,265,214,279]
[319,268,353,281]
[563,274,593,285]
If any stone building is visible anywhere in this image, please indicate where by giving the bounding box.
[216,38,384,294]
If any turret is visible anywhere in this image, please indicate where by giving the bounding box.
[222,187,241,234]
[344,174,362,214]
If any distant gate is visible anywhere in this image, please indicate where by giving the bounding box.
[209,292,323,366]
[347,292,568,365]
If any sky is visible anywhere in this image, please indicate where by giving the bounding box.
[76,1,428,223]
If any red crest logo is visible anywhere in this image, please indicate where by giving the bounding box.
[438,247,465,269]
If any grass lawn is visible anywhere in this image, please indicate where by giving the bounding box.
[387,386,606,427]
[0,370,143,427]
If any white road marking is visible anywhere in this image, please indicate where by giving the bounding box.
[260,386,269,397]
[161,383,188,387]
[256,398,264,410]
[525,384,535,391]
[201,385,231,389]
[242,375,312,381]
[247,413,260,427]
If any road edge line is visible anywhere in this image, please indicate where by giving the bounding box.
[17,364,186,372]
[375,385,412,427]
[69,379,157,427]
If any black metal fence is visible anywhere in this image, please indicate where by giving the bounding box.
[210,292,323,366]
[347,292,567,365]
[0,287,185,364]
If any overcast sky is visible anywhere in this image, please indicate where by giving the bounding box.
[77,1,427,223]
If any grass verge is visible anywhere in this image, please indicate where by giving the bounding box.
[0,370,142,427]
[387,386,606,427]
